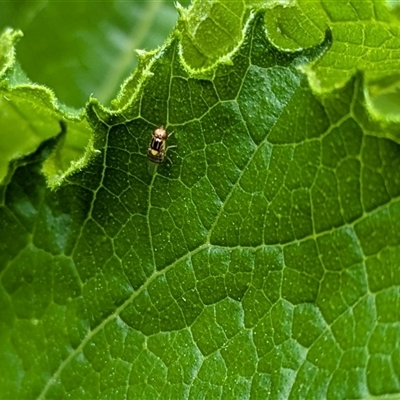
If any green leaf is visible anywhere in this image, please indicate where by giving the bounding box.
[0,0,187,184]
[2,2,400,399]
[263,0,400,101]
[0,0,188,108]
[178,0,400,107]
[0,28,91,185]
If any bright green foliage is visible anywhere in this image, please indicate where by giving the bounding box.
[1,1,400,400]
[0,0,188,183]
[263,0,400,97]
[0,0,188,108]
[0,28,90,184]
[180,0,400,114]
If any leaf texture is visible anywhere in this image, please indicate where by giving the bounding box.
[1,6,400,400]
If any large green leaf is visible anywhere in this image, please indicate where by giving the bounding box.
[1,1,400,399]
[179,0,400,115]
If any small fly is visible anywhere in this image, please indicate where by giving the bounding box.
[147,126,174,175]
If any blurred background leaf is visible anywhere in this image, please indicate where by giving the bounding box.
[0,0,190,108]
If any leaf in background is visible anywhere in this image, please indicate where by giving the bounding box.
[0,0,190,108]
[2,4,400,398]
[0,27,92,185]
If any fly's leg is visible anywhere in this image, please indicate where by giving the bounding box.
[165,144,177,165]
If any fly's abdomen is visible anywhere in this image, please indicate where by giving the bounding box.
[147,137,166,164]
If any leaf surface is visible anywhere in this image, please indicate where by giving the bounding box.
[263,0,400,105]
[1,3,400,400]
[180,0,400,115]
[0,0,188,183]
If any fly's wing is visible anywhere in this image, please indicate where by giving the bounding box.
[147,160,158,176]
